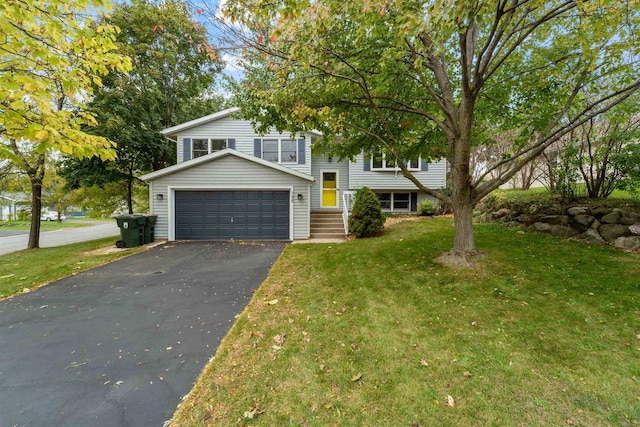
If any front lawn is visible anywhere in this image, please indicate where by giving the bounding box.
[171,218,639,426]
[0,237,145,299]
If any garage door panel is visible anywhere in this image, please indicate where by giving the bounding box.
[175,190,290,240]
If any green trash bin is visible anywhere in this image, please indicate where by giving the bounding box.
[115,214,146,248]
[143,214,157,244]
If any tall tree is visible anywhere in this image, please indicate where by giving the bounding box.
[61,0,224,212]
[218,0,640,264]
[0,0,131,248]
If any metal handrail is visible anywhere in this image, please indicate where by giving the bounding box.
[341,191,356,235]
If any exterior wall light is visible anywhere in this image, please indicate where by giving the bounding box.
[156,194,164,201]
[297,193,303,200]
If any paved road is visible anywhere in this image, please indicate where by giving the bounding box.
[0,221,120,255]
[0,241,286,427]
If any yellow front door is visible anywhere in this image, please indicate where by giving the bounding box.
[322,172,338,207]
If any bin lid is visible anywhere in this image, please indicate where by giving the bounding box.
[115,214,146,219]
[145,214,158,224]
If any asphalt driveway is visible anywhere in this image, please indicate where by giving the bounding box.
[0,241,286,427]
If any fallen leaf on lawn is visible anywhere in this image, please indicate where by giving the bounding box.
[420,359,429,367]
[445,395,455,407]
[434,399,440,405]
[351,372,362,382]
[264,299,279,305]
[463,371,472,378]
[636,333,640,340]
[273,334,286,346]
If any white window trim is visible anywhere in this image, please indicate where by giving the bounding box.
[262,138,298,164]
[371,153,420,171]
[191,138,228,158]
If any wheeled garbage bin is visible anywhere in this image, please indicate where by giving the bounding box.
[115,214,146,248]
[143,214,157,244]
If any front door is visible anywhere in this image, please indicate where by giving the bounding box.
[321,171,338,208]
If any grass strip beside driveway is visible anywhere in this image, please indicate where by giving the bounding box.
[0,237,145,299]
[171,218,639,426]
[0,220,94,232]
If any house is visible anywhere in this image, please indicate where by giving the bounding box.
[140,107,447,241]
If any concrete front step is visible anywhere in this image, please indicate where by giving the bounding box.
[310,232,346,238]
[310,210,346,238]
[310,227,345,235]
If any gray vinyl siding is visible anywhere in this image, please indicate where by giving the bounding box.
[349,152,447,190]
[176,116,312,175]
[148,156,311,240]
[310,154,350,209]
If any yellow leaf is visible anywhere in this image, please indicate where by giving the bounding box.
[34,130,49,141]
[264,299,279,305]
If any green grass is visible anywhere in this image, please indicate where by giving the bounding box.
[0,220,94,231]
[494,186,640,205]
[0,237,145,299]
[171,218,639,426]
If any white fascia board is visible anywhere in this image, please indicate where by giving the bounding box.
[140,148,315,182]
[161,107,241,136]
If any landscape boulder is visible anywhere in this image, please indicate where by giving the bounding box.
[601,210,622,224]
[612,236,640,251]
[548,225,579,238]
[629,224,640,235]
[529,222,552,233]
[620,212,640,225]
[598,224,631,241]
[580,229,606,246]
[570,214,596,232]
[567,206,590,216]
[490,208,511,220]
[542,215,570,226]
[590,207,613,217]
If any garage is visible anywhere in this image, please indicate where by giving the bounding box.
[174,190,290,240]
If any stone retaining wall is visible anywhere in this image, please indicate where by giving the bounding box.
[479,203,640,252]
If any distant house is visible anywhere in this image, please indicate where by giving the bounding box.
[140,108,447,241]
[0,193,27,221]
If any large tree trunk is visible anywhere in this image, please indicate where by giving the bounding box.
[27,159,45,249]
[452,199,475,254]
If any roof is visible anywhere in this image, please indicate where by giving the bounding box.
[161,107,241,136]
[140,148,316,182]
[162,106,324,138]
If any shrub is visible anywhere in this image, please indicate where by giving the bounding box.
[348,187,384,237]
[418,199,435,216]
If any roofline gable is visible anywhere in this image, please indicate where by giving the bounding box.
[161,107,241,136]
[140,148,315,182]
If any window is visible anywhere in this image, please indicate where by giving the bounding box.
[375,192,414,211]
[210,139,226,151]
[377,193,391,209]
[262,138,298,163]
[370,151,419,171]
[263,139,279,162]
[191,138,227,158]
[393,193,410,210]
[281,139,297,163]
[192,139,209,158]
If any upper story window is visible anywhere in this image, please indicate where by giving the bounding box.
[192,138,227,159]
[261,138,298,163]
[371,151,420,171]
